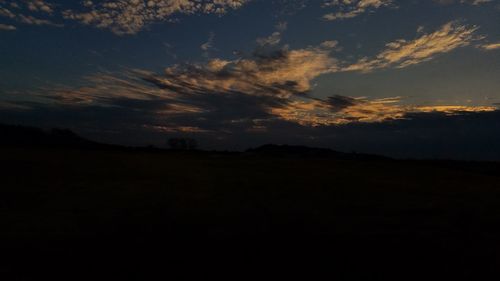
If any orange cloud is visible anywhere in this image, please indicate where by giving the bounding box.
[479,42,500,51]
[270,97,497,126]
[344,22,479,72]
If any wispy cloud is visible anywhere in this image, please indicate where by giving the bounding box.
[434,0,492,6]
[256,22,287,46]
[0,23,16,30]
[479,42,500,51]
[344,22,480,72]
[200,31,216,57]
[271,96,495,126]
[322,0,393,21]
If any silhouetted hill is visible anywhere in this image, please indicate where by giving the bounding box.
[0,123,109,148]
[1,124,394,159]
[247,144,390,160]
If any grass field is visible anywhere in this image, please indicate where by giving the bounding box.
[2,147,500,279]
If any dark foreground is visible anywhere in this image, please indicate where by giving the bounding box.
[2,147,500,280]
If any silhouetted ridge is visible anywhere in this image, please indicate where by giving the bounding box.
[0,123,390,159]
[247,144,389,160]
[0,124,107,149]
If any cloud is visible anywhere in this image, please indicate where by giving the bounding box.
[62,0,251,35]
[479,42,500,51]
[0,100,31,110]
[269,97,407,126]
[1,0,250,34]
[0,7,16,18]
[322,0,393,21]
[256,22,287,46]
[17,14,61,26]
[0,23,16,30]
[434,0,492,5]
[321,0,491,21]
[26,0,54,13]
[146,44,341,96]
[269,96,495,126]
[38,42,340,110]
[0,1,62,26]
[256,31,282,46]
[344,22,479,72]
[201,32,215,51]
[200,31,216,57]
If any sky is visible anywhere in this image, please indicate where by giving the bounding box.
[1,0,500,159]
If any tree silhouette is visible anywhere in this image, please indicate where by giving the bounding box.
[167,138,198,150]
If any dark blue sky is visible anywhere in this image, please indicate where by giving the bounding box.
[1,0,500,159]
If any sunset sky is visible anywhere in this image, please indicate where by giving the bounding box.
[1,0,500,159]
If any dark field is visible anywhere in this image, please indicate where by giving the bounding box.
[2,147,500,280]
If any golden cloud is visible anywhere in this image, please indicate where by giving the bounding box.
[479,42,500,51]
[270,97,497,126]
[344,22,479,72]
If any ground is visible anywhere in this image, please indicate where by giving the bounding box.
[1,147,500,280]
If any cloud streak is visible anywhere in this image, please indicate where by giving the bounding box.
[322,0,393,21]
[344,22,480,72]
[434,0,492,6]
[479,42,500,51]
[0,22,15,30]
[271,96,495,126]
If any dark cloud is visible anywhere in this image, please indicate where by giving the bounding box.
[326,95,359,112]
[2,103,500,160]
